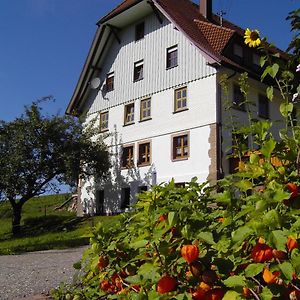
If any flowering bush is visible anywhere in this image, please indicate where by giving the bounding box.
[52,8,300,300]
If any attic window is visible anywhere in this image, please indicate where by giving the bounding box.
[106,72,114,92]
[135,22,145,41]
[233,44,243,58]
[133,60,144,82]
[166,45,178,69]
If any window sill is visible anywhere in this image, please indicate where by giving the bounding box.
[166,64,178,70]
[137,162,151,167]
[139,117,152,123]
[172,157,189,162]
[100,129,109,133]
[123,122,135,127]
[173,108,189,114]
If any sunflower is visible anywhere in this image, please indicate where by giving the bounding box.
[244,28,261,48]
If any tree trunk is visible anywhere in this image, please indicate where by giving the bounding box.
[12,204,23,235]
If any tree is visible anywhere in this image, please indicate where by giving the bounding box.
[0,99,110,235]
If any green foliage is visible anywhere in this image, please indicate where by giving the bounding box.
[0,98,110,234]
[52,7,300,300]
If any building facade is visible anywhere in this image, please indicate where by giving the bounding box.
[66,0,286,215]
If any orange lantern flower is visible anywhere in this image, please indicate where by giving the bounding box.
[181,244,200,264]
[157,275,177,294]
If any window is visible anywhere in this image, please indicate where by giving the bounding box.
[138,186,148,192]
[233,84,245,110]
[100,111,109,131]
[135,22,144,41]
[258,95,269,119]
[121,145,134,168]
[166,45,178,69]
[121,187,130,210]
[174,87,187,112]
[106,72,114,92]
[172,133,189,161]
[138,142,151,166]
[233,44,243,58]
[124,103,134,125]
[134,60,143,82]
[140,98,151,121]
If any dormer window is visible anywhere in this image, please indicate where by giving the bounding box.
[106,72,114,92]
[133,60,144,82]
[233,44,243,58]
[135,22,144,41]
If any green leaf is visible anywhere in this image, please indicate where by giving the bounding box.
[266,86,273,101]
[260,139,276,159]
[260,56,267,67]
[223,275,246,287]
[231,226,253,243]
[234,180,253,192]
[260,286,275,300]
[197,231,215,245]
[168,211,177,227]
[250,153,260,164]
[125,275,143,284]
[270,63,279,78]
[222,290,240,300]
[245,263,265,277]
[130,239,148,249]
[138,263,160,281]
[263,209,280,229]
[213,191,231,204]
[291,249,300,274]
[279,261,294,280]
[270,230,287,251]
[280,102,293,118]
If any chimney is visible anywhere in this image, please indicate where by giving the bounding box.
[200,0,212,20]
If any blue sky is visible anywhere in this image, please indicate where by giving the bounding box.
[0,0,298,122]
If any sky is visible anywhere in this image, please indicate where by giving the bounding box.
[0,0,299,122]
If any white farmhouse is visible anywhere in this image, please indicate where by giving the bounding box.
[66,0,287,215]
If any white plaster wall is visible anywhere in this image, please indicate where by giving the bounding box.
[80,75,218,214]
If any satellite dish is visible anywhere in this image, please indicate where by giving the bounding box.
[90,77,101,89]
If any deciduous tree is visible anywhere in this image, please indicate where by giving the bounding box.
[0,98,109,234]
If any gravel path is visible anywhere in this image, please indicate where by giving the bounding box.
[0,246,88,300]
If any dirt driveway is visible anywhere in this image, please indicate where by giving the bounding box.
[0,246,88,300]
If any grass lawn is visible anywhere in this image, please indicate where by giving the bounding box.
[0,194,118,255]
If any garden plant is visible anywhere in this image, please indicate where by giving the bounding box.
[52,8,300,300]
